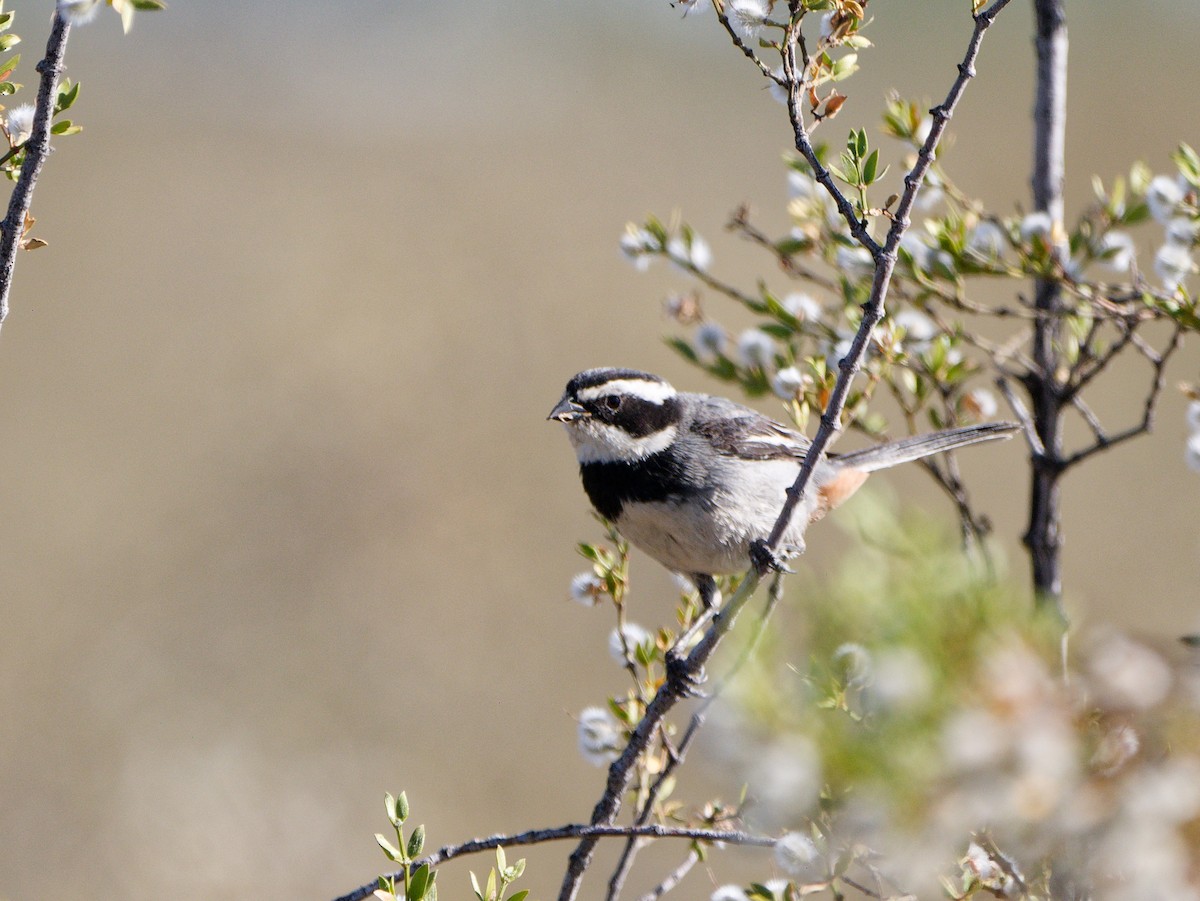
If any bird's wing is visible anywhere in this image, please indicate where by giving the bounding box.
[687,394,812,461]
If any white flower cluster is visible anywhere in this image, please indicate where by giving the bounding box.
[4,104,34,147]
[576,706,621,767]
[1187,399,1200,474]
[1146,174,1198,292]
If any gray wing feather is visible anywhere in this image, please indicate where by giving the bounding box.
[685,393,812,461]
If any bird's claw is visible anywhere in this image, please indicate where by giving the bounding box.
[665,649,707,698]
[750,539,795,576]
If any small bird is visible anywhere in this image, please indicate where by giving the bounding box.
[549,367,1017,606]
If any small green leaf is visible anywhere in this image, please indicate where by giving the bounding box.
[407,823,425,858]
[495,846,507,876]
[384,792,398,825]
[396,791,409,823]
[408,863,431,901]
[0,34,18,52]
[470,871,484,900]
[374,833,401,861]
[0,12,13,30]
[0,53,20,82]
[506,892,530,901]
[862,148,878,184]
[130,0,168,8]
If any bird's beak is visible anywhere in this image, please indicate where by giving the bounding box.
[548,397,588,422]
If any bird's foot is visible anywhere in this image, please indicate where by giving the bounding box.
[749,539,797,577]
[665,648,707,698]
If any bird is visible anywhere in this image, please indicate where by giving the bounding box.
[549,367,1017,607]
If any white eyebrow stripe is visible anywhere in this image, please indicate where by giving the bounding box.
[577,379,677,405]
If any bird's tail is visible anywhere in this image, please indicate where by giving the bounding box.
[835,422,1019,473]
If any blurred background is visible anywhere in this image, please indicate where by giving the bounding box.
[0,1,1197,898]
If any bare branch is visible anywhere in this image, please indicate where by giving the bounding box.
[0,12,71,333]
[635,852,700,901]
[333,823,775,901]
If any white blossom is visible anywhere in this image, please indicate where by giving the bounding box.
[818,10,836,41]
[675,0,707,17]
[771,366,808,399]
[667,233,712,272]
[915,169,945,211]
[1089,634,1172,710]
[892,309,937,353]
[749,737,822,821]
[577,707,621,766]
[569,572,605,607]
[1098,230,1136,272]
[619,226,658,271]
[1187,400,1200,434]
[824,335,853,370]
[872,646,933,710]
[788,170,819,200]
[1165,215,1200,246]
[943,708,1008,771]
[968,220,1008,258]
[727,0,770,42]
[5,104,34,147]
[781,292,823,322]
[1146,174,1185,224]
[1019,211,1053,241]
[693,321,728,362]
[774,831,821,879]
[57,0,102,26]
[710,887,750,901]
[900,230,936,272]
[835,244,875,281]
[832,642,873,688]
[609,622,652,664]
[736,328,777,370]
[1154,241,1194,291]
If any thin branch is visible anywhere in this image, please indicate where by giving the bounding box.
[1060,324,1183,469]
[605,574,785,900]
[0,12,71,333]
[635,851,700,901]
[762,0,1013,559]
[334,824,775,901]
[996,375,1045,456]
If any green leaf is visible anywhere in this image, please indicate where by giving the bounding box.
[0,12,13,30]
[506,892,530,901]
[408,863,431,901]
[130,0,168,8]
[470,871,484,901]
[862,148,878,184]
[856,128,867,158]
[396,791,409,823]
[56,79,80,113]
[0,34,17,52]
[495,846,507,876]
[384,792,398,825]
[51,119,82,135]
[374,833,401,862]
[407,823,425,858]
[485,869,497,901]
[0,53,20,82]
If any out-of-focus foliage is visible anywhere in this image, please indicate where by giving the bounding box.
[706,493,1200,899]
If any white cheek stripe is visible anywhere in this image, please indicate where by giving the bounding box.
[571,424,678,464]
[577,379,676,405]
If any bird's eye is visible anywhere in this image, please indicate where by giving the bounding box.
[604,394,622,411]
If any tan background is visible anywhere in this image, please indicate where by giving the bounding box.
[1,1,1197,898]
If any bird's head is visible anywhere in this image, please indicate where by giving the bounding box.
[548,368,682,464]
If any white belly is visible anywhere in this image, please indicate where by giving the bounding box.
[614,458,824,576]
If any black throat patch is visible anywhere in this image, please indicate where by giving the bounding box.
[579,448,705,521]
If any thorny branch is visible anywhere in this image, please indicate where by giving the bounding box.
[0,11,71,333]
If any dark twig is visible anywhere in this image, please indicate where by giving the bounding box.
[334,824,776,901]
[761,0,1013,562]
[0,12,70,333]
[605,574,785,901]
[1060,324,1183,468]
